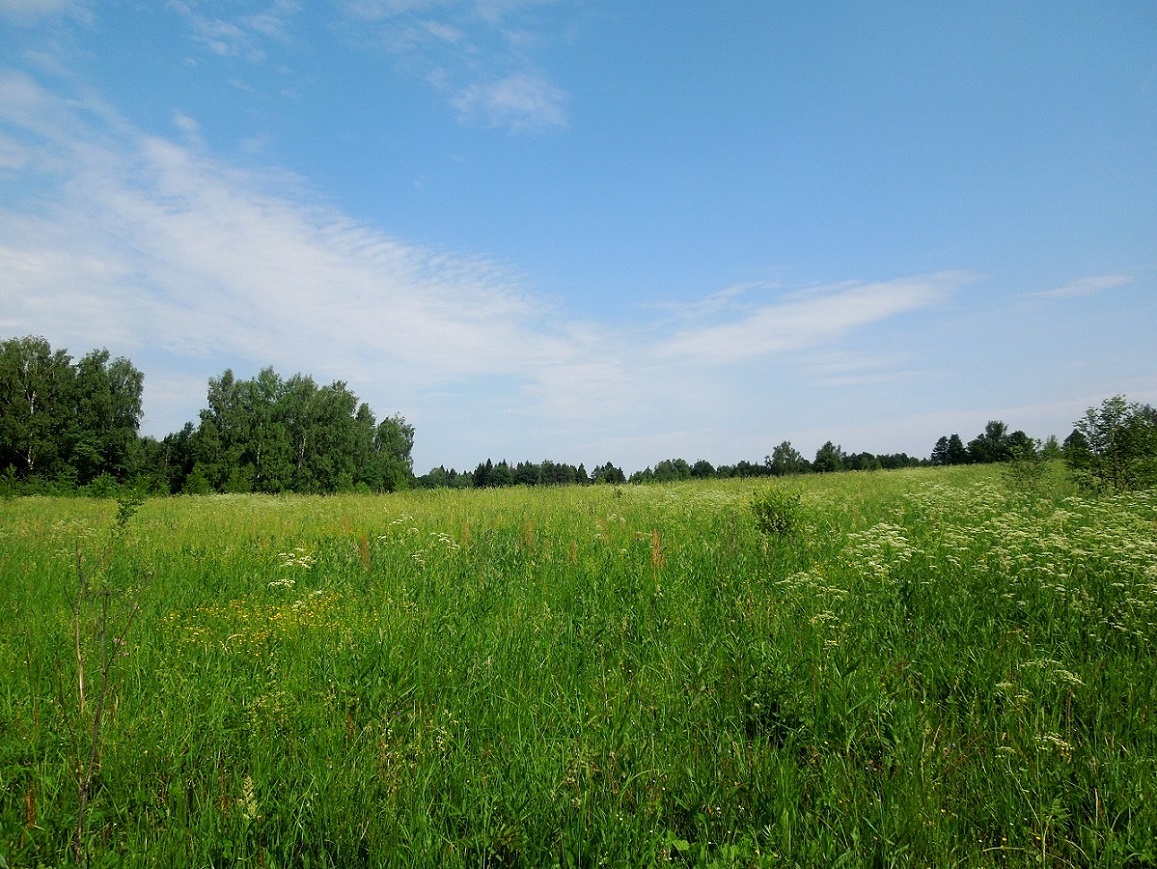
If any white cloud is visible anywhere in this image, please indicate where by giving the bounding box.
[337,0,570,133]
[342,0,451,20]
[168,0,301,64]
[0,132,31,171]
[1031,274,1133,300]
[656,273,968,364]
[0,0,85,24]
[452,71,566,131]
[245,0,301,42]
[342,0,549,23]
[0,72,573,431]
[422,19,466,43]
[797,350,919,387]
[172,112,199,134]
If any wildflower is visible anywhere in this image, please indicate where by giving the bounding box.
[277,546,315,569]
[1052,669,1085,688]
[1035,733,1075,759]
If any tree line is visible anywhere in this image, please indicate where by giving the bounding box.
[423,444,925,490]
[3,335,1154,496]
[0,336,413,496]
[626,444,926,483]
[421,405,1157,492]
[418,459,613,490]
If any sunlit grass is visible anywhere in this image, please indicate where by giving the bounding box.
[2,466,1156,865]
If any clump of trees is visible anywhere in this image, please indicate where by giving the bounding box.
[929,398,1157,494]
[1063,395,1157,492]
[1,336,413,496]
[0,337,144,491]
[929,420,1046,467]
[164,367,414,495]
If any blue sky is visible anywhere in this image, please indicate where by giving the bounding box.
[2,1,1155,474]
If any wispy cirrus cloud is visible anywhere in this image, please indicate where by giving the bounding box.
[1030,274,1133,300]
[451,71,566,131]
[655,273,970,364]
[168,0,301,63]
[796,350,921,388]
[338,0,570,132]
[0,0,87,25]
[0,69,571,428]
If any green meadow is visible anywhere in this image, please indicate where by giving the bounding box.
[2,466,1155,866]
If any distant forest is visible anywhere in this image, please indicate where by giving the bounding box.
[420,419,1044,490]
[2,335,1150,496]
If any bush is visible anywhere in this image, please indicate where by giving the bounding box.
[1002,441,1049,493]
[182,464,213,495]
[0,465,17,499]
[83,472,121,498]
[752,488,802,538]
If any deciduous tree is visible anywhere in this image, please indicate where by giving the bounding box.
[813,441,845,473]
[1066,395,1157,491]
[968,420,1011,464]
[768,441,809,476]
[0,336,76,479]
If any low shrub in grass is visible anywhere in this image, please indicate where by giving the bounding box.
[751,488,802,538]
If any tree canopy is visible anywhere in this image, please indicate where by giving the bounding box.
[0,337,412,495]
[0,337,143,488]
[1064,395,1157,492]
[930,423,1034,467]
[185,367,413,494]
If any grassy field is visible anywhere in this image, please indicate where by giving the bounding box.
[1,465,1156,866]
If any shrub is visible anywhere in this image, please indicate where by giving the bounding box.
[1001,440,1049,493]
[752,488,802,538]
[83,472,121,498]
[0,464,17,499]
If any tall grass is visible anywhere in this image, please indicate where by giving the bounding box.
[2,466,1155,866]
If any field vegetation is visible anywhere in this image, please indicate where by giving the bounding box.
[2,463,1156,866]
